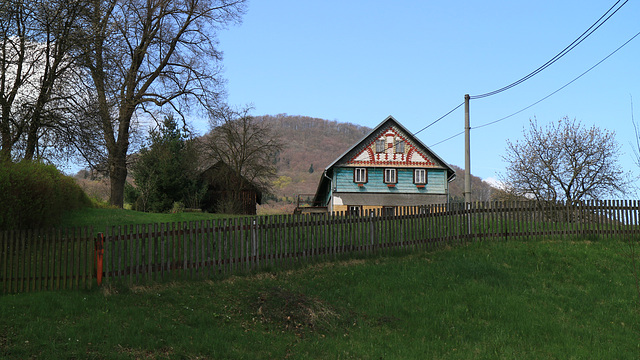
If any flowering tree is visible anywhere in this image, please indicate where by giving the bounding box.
[500,117,629,203]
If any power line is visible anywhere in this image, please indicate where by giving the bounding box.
[430,131,464,147]
[474,29,640,130]
[428,28,640,147]
[413,102,464,136]
[469,0,628,100]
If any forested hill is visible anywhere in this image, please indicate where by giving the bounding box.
[257,114,372,199]
[259,114,498,203]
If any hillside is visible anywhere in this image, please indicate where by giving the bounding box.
[260,114,498,204]
[258,114,373,200]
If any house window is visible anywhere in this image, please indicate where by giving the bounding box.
[384,168,397,184]
[414,169,427,184]
[354,168,367,183]
[348,205,362,216]
[375,139,385,153]
[395,140,405,154]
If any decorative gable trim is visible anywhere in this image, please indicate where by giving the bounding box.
[347,124,436,167]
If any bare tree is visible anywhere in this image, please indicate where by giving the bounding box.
[0,0,87,162]
[204,105,284,212]
[500,117,629,203]
[78,0,246,207]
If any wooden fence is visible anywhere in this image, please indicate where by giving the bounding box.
[2,200,640,294]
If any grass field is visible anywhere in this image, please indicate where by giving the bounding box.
[1,237,638,359]
[59,207,239,234]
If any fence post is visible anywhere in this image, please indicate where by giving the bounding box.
[369,210,375,254]
[94,233,104,286]
[252,218,258,271]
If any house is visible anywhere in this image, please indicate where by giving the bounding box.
[312,116,456,215]
[200,161,263,215]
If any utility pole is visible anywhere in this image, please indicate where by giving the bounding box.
[464,94,471,203]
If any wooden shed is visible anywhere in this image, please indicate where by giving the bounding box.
[200,161,263,215]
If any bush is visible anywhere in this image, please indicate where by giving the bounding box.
[0,161,92,230]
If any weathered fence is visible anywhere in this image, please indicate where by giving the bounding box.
[2,200,640,294]
[1,227,95,294]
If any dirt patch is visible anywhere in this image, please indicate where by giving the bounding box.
[254,286,342,337]
[115,344,175,359]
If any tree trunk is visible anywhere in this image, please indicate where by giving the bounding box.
[1,107,16,161]
[23,117,40,161]
[109,152,128,208]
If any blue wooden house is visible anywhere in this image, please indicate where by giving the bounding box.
[312,116,456,215]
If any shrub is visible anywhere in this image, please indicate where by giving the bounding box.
[170,201,185,214]
[0,161,92,230]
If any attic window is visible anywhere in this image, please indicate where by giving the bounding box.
[395,140,405,154]
[375,139,385,153]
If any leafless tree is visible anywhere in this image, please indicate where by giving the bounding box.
[78,0,246,207]
[204,105,284,211]
[0,0,87,162]
[500,117,629,203]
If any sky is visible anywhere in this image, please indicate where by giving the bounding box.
[204,0,640,191]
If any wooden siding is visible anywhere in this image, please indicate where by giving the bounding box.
[335,167,446,194]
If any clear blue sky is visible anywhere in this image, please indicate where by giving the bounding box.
[210,0,640,188]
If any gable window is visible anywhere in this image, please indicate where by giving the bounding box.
[375,139,385,153]
[384,168,397,184]
[354,168,367,183]
[395,140,405,154]
[414,169,427,184]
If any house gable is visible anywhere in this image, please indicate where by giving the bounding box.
[328,116,452,173]
[347,124,437,167]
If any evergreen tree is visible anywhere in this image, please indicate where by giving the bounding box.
[129,116,204,212]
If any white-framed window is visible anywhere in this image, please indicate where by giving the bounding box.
[375,139,385,153]
[414,169,427,184]
[395,140,405,154]
[354,168,367,183]
[384,168,397,184]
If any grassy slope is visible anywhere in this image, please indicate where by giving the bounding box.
[1,238,638,359]
[59,207,239,233]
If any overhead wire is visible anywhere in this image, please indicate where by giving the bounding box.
[430,131,464,147]
[417,0,632,147]
[469,0,628,100]
[429,28,640,146]
[475,29,640,130]
[413,101,464,136]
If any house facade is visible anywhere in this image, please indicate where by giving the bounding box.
[312,116,456,214]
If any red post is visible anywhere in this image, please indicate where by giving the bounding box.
[94,233,104,286]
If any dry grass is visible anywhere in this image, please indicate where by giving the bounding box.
[254,286,342,337]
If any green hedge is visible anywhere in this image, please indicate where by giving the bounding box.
[0,161,92,230]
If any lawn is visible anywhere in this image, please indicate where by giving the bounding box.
[59,207,239,234]
[1,237,638,359]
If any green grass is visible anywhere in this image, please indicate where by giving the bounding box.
[59,207,239,233]
[1,237,638,359]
